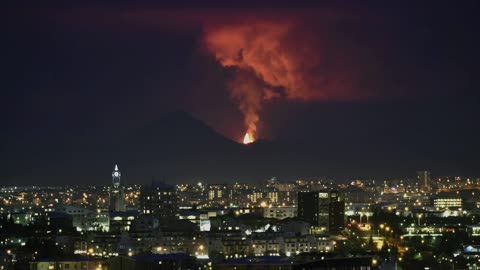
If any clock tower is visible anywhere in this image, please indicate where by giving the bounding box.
[109,164,125,212]
[112,164,121,188]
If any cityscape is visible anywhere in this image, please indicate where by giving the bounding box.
[2,1,479,270]
[2,166,480,269]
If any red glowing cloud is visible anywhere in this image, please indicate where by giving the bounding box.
[202,16,367,139]
[204,21,292,91]
[43,7,390,140]
[203,21,293,138]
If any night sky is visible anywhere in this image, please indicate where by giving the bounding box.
[2,2,479,185]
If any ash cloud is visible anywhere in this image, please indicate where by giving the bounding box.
[202,17,369,139]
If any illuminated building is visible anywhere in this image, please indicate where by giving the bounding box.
[297,191,330,232]
[248,192,263,203]
[417,170,431,191]
[109,211,136,232]
[298,190,345,234]
[55,205,94,231]
[208,185,225,200]
[267,191,278,203]
[263,206,297,219]
[29,259,103,270]
[139,181,178,222]
[250,237,281,256]
[433,198,463,209]
[109,164,125,212]
[328,191,345,235]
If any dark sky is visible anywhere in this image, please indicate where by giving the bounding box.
[1,1,479,185]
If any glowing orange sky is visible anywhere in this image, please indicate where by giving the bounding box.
[202,16,367,140]
[41,6,458,141]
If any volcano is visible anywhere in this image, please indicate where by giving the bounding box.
[2,110,461,185]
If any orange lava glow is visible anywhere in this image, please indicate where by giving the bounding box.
[243,132,254,144]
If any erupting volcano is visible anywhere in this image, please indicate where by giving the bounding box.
[202,16,381,146]
[243,132,254,144]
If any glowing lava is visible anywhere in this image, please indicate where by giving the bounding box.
[243,132,254,144]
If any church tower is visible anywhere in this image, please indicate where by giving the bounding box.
[109,164,125,212]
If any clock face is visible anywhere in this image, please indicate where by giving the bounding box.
[114,172,119,177]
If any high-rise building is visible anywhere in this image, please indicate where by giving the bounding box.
[417,170,431,191]
[298,190,345,234]
[297,191,330,232]
[109,164,125,212]
[139,181,178,223]
[328,191,345,235]
[208,184,226,201]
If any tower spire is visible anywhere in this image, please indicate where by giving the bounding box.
[110,164,125,212]
[112,164,121,188]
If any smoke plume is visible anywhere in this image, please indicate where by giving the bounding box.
[53,8,378,140]
[203,21,292,139]
[203,19,360,140]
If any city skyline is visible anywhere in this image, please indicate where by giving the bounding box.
[2,164,480,269]
[1,3,479,269]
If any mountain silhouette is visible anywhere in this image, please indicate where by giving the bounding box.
[109,111,331,184]
[3,110,467,186]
